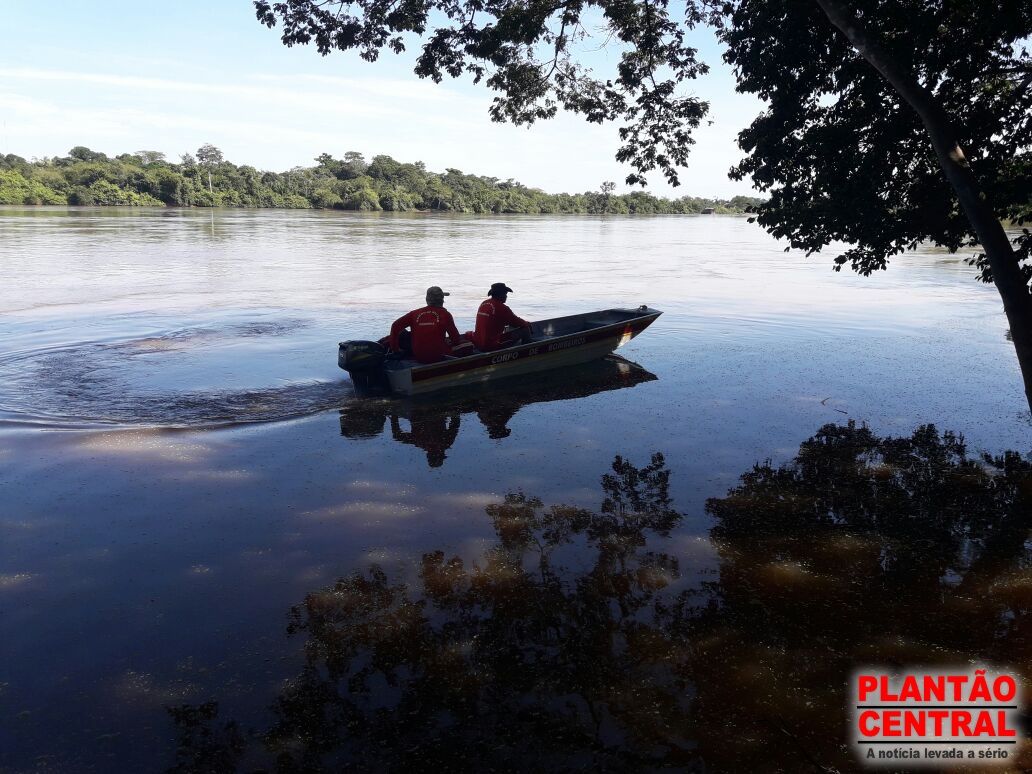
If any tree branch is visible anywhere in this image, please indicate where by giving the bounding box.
[814,0,1032,407]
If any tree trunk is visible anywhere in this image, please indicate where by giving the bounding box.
[815,0,1032,414]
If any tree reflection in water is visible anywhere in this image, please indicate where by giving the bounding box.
[692,421,1032,771]
[168,422,1032,772]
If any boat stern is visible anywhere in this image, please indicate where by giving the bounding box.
[339,340,391,394]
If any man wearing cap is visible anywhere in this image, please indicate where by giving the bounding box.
[472,282,532,351]
[389,286,464,364]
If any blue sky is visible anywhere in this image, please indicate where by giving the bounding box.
[1,0,763,197]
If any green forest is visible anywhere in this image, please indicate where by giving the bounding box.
[0,145,762,215]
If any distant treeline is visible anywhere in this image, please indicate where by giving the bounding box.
[0,145,764,214]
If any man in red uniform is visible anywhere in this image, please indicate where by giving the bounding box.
[472,282,533,351]
[389,286,464,363]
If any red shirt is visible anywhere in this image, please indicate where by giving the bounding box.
[389,305,461,363]
[472,298,529,351]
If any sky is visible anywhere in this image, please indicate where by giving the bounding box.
[0,0,765,198]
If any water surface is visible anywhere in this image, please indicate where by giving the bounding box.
[0,208,1029,771]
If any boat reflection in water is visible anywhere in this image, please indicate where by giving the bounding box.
[167,422,1032,772]
[339,354,658,467]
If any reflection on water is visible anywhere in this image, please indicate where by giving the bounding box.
[165,422,1032,772]
[168,452,686,771]
[340,355,657,466]
[697,422,1032,771]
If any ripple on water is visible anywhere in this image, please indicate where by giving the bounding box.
[0,317,352,429]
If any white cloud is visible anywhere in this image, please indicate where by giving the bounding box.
[0,64,761,197]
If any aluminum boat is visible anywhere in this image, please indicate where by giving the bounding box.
[339,306,662,396]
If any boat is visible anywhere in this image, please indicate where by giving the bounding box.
[339,306,662,396]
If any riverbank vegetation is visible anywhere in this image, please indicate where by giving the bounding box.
[0,146,762,214]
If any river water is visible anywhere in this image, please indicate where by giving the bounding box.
[1,208,1029,771]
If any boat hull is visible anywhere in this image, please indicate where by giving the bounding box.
[375,307,661,396]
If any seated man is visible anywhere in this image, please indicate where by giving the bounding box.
[472,282,532,351]
[389,286,465,364]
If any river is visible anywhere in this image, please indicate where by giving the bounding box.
[1,207,1029,771]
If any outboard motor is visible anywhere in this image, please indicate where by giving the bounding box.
[339,340,390,394]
